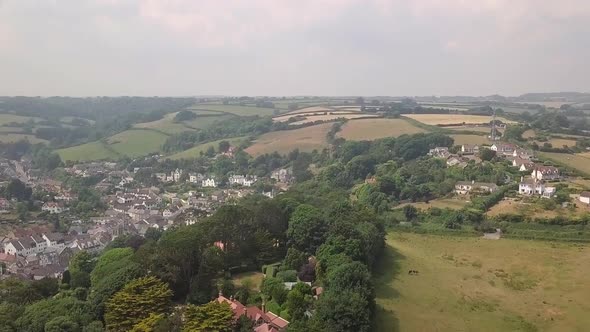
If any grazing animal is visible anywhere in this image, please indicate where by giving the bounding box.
[408,270,420,275]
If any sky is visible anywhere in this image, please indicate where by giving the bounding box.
[1,0,589,97]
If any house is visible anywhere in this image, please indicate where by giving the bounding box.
[189,173,204,183]
[531,166,560,181]
[512,149,531,160]
[512,158,535,171]
[41,202,67,214]
[271,168,293,183]
[216,294,289,331]
[455,181,498,195]
[446,156,468,168]
[519,177,556,198]
[461,144,480,154]
[202,178,217,188]
[579,191,590,205]
[428,147,450,158]
[491,143,516,155]
[229,175,257,187]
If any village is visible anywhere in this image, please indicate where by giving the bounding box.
[0,143,295,282]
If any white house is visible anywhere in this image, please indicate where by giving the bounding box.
[202,178,217,188]
[455,181,498,195]
[229,175,257,187]
[189,173,204,183]
[490,143,516,155]
[519,177,555,198]
[512,149,531,160]
[428,147,450,158]
[461,144,480,154]
[42,202,67,214]
[579,191,590,205]
[531,166,560,181]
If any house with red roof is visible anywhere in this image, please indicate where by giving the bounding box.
[216,294,289,331]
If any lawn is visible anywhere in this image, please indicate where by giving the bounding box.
[374,232,590,332]
[539,152,590,176]
[404,114,516,126]
[337,118,426,141]
[245,123,333,156]
[107,129,168,158]
[231,271,264,292]
[450,134,491,146]
[168,137,247,160]
[189,104,276,117]
[57,141,118,161]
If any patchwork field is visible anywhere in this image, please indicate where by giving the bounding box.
[450,134,491,146]
[337,118,426,141]
[245,123,333,156]
[539,152,590,175]
[375,233,590,332]
[189,104,276,117]
[404,114,515,126]
[0,133,47,144]
[168,137,247,160]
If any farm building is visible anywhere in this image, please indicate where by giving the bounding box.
[580,192,590,205]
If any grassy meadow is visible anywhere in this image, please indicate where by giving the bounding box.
[57,141,118,161]
[337,118,426,141]
[0,133,47,144]
[245,123,333,156]
[0,113,39,125]
[107,129,168,158]
[375,232,590,332]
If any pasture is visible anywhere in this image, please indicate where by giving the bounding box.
[541,138,578,148]
[337,118,426,141]
[0,113,38,125]
[189,104,276,117]
[375,233,590,332]
[245,123,333,156]
[168,137,247,160]
[539,152,590,176]
[450,134,491,146]
[404,114,515,126]
[57,141,118,161]
[135,110,233,133]
[107,129,167,158]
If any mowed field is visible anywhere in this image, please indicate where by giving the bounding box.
[539,152,590,175]
[168,137,247,160]
[405,114,515,125]
[375,233,590,332]
[337,118,426,141]
[57,141,118,161]
[245,123,333,156]
[450,134,491,146]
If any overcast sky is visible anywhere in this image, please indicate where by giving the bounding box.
[1,0,589,97]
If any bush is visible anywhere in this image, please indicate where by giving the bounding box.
[276,270,298,282]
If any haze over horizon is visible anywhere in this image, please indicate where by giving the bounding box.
[1,0,589,97]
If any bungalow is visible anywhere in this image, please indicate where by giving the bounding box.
[455,181,498,195]
[42,202,67,214]
[519,177,556,198]
[461,144,480,155]
[579,192,590,205]
[531,166,560,181]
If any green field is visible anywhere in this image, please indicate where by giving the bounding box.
[375,233,590,332]
[135,110,234,134]
[189,104,276,117]
[168,137,247,160]
[183,114,234,129]
[58,129,168,161]
[107,129,168,158]
[57,141,118,161]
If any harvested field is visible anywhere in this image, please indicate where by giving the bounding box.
[486,199,590,219]
[405,114,515,126]
[245,123,332,156]
[522,129,536,139]
[189,104,276,116]
[337,118,426,141]
[289,114,378,125]
[375,232,590,332]
[281,106,332,116]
